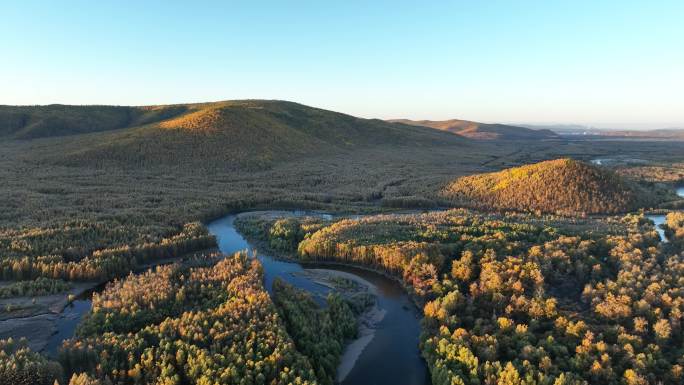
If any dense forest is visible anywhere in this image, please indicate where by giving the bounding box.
[44,100,464,170]
[237,209,684,385]
[0,337,63,385]
[0,277,71,299]
[58,252,320,385]
[0,221,215,283]
[442,158,673,215]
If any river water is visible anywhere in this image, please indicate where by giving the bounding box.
[207,213,430,385]
[46,212,430,385]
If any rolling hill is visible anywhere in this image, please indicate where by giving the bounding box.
[0,104,188,139]
[441,158,669,214]
[5,100,466,169]
[390,118,559,140]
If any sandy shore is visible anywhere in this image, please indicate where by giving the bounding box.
[298,268,386,383]
[0,282,97,351]
[302,268,379,296]
[0,313,59,351]
[336,304,386,382]
[0,281,97,321]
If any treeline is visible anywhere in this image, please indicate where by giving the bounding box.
[0,277,71,298]
[59,253,319,385]
[249,210,684,384]
[442,158,668,215]
[272,278,357,385]
[0,222,215,282]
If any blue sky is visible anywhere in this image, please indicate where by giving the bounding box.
[1,1,682,128]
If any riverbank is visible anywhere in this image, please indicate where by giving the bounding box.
[337,305,386,382]
[1,210,430,382]
[0,282,96,352]
[292,268,384,382]
[207,212,430,385]
[233,210,426,304]
[0,281,96,321]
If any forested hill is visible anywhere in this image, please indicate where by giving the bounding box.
[0,104,188,139]
[442,158,671,214]
[2,100,467,168]
[391,118,559,140]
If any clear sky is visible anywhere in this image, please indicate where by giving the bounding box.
[1,1,682,128]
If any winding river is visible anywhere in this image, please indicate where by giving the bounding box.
[207,213,430,385]
[46,212,431,385]
[41,184,684,382]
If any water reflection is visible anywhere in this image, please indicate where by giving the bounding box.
[45,299,91,356]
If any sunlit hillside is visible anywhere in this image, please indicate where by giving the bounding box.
[442,158,671,214]
[20,100,467,169]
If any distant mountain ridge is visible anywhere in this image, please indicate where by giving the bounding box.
[584,128,684,139]
[521,124,684,139]
[389,118,559,140]
[0,100,466,169]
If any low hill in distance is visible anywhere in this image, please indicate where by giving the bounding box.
[524,124,684,140]
[592,128,684,140]
[441,158,671,214]
[3,100,466,169]
[390,118,559,140]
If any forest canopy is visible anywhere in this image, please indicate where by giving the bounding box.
[237,209,684,385]
[59,253,320,385]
